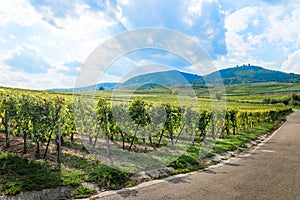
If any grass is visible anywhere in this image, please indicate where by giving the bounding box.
[71,186,96,199]
[0,152,62,195]
[0,151,130,196]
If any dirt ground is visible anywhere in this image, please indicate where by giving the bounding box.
[0,132,158,163]
[0,132,89,163]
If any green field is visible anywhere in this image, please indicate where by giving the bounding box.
[47,82,300,113]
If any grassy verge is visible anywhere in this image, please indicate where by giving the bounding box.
[168,117,285,174]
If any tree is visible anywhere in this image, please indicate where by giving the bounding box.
[128,99,150,152]
[0,93,18,148]
[17,94,33,154]
[63,103,76,142]
[162,103,182,149]
[147,104,166,147]
[29,96,50,158]
[215,91,223,101]
[283,99,289,106]
[198,110,211,139]
[98,86,105,91]
[112,104,130,150]
[43,96,65,162]
[183,107,198,145]
[96,98,112,154]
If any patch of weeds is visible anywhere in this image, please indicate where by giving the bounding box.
[2,182,21,195]
[0,152,62,195]
[63,153,131,190]
[71,186,96,199]
[212,140,236,154]
[199,148,216,158]
[60,168,84,187]
[64,141,87,151]
[187,146,200,156]
[193,137,204,143]
[169,154,198,170]
[86,166,130,190]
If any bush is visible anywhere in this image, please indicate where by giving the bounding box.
[0,153,64,195]
[86,166,129,190]
[169,154,198,169]
[3,182,22,195]
[71,187,96,199]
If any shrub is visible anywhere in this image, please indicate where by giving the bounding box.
[71,186,96,199]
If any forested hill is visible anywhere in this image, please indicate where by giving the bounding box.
[118,65,300,86]
[202,65,300,84]
[119,70,201,87]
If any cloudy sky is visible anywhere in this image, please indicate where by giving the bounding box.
[0,0,300,89]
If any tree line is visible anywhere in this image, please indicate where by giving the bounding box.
[263,93,300,106]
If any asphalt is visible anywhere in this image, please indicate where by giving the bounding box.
[95,110,300,200]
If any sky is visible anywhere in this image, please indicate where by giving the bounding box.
[0,0,300,89]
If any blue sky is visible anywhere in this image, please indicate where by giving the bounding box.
[0,0,300,89]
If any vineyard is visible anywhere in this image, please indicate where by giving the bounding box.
[0,88,293,197]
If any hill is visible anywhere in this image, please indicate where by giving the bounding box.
[203,65,300,84]
[118,70,201,88]
[51,82,118,91]
[121,65,300,87]
[50,65,300,91]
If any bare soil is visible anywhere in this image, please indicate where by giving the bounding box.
[0,132,89,163]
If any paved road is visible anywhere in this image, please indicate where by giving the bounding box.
[97,110,300,200]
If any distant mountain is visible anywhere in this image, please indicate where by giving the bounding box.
[118,70,201,88]
[50,70,201,91]
[202,65,300,84]
[51,82,118,91]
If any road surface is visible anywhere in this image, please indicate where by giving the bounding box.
[96,110,300,200]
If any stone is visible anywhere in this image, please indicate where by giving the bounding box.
[81,182,100,192]
[211,155,222,163]
[245,143,252,148]
[145,169,160,179]
[0,186,73,200]
[131,171,152,183]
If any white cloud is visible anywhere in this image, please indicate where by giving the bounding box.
[0,0,41,26]
[224,6,260,53]
[4,44,52,73]
[222,2,300,71]
[225,7,260,33]
[263,5,300,47]
[38,3,122,64]
[187,0,203,17]
[281,50,300,74]
[186,0,219,18]
[0,63,77,90]
[117,0,129,6]
[0,0,127,89]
